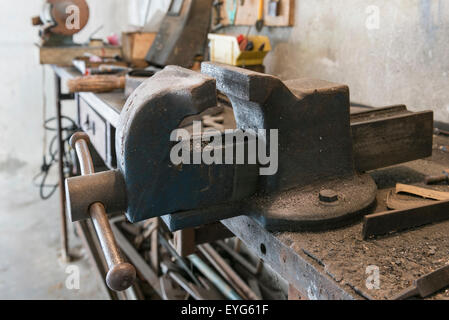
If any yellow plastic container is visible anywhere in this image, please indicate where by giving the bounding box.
[208,33,271,66]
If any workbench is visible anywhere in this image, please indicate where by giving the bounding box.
[52,65,449,300]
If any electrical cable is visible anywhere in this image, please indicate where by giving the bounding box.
[34,84,78,200]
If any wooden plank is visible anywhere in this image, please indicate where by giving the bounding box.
[362,199,449,239]
[396,183,449,201]
[173,228,196,257]
[351,110,433,172]
[218,0,294,27]
[39,45,122,66]
[386,190,434,210]
[122,32,156,65]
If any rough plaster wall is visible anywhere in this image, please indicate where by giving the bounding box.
[2,0,448,174]
[0,0,132,174]
[0,1,46,175]
[263,0,449,122]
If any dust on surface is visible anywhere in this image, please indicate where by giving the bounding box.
[277,134,449,300]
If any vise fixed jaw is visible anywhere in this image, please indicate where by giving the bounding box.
[66,62,432,235]
[66,66,258,223]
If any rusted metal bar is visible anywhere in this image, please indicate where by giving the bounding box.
[199,243,261,300]
[363,199,449,239]
[160,260,204,300]
[70,132,136,291]
[187,254,242,300]
[197,245,248,299]
[216,240,261,275]
[158,233,202,287]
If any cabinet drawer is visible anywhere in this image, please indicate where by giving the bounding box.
[78,97,107,162]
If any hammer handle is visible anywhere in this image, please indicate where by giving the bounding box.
[257,0,264,20]
[71,132,136,291]
[68,75,125,93]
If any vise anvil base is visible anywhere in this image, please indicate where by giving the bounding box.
[250,173,377,232]
[162,173,377,232]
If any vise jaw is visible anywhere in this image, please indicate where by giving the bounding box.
[66,62,433,232]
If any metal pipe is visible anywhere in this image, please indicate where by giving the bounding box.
[200,244,261,300]
[165,269,205,300]
[216,240,261,275]
[70,132,136,291]
[187,254,242,300]
[197,245,248,299]
[158,233,201,286]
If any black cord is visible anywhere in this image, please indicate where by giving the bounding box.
[34,116,78,200]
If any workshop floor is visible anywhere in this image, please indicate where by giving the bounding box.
[0,166,108,299]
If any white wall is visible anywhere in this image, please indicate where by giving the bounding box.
[0,1,46,175]
[0,0,144,175]
[3,0,449,175]
[263,0,449,122]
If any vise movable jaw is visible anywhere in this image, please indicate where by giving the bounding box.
[66,62,431,233]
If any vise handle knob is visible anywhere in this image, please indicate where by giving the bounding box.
[70,132,136,291]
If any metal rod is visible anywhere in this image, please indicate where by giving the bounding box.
[187,254,242,300]
[158,233,201,286]
[216,240,261,275]
[167,270,204,300]
[55,74,69,263]
[70,132,136,291]
[201,244,261,300]
[197,244,248,299]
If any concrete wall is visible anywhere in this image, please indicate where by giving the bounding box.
[0,0,133,175]
[1,0,448,174]
[255,0,449,121]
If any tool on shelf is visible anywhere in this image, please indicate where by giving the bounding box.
[32,0,90,46]
[145,0,213,68]
[255,0,264,31]
[227,0,238,25]
[212,0,224,32]
[69,132,136,291]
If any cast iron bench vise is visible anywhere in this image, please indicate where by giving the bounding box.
[65,62,433,291]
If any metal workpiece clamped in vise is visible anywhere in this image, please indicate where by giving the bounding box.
[66,63,433,288]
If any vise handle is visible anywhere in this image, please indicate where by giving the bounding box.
[70,132,136,292]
